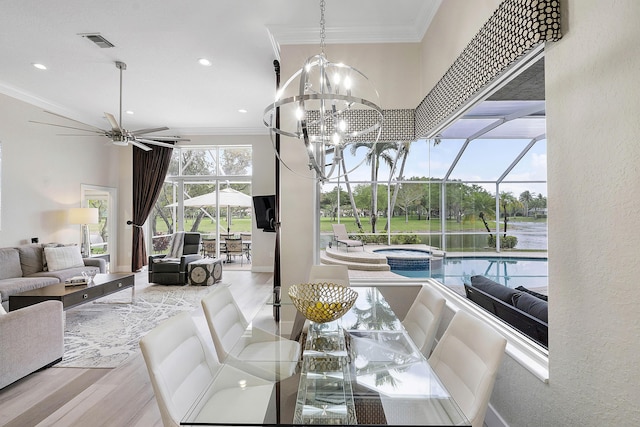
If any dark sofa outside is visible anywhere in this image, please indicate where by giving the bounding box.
[465,275,548,348]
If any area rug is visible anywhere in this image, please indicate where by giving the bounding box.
[57,283,223,368]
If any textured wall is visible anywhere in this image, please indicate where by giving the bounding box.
[544,0,640,424]
[421,1,640,425]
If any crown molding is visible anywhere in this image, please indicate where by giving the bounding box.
[173,126,270,136]
[268,0,441,45]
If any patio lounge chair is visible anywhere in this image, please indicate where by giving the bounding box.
[331,224,364,251]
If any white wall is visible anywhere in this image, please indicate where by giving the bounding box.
[0,93,121,256]
[544,0,640,424]
[419,0,501,96]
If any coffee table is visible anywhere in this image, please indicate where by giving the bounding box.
[9,273,135,311]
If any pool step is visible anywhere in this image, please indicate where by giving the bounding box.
[321,248,390,271]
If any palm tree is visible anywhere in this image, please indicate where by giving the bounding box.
[499,191,518,236]
[350,141,398,233]
[340,157,364,232]
[519,190,533,217]
[385,141,412,231]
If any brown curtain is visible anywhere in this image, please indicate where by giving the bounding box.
[131,145,173,271]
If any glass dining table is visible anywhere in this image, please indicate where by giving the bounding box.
[181,287,470,426]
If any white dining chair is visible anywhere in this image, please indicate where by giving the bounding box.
[139,311,273,427]
[308,264,350,286]
[402,284,446,356]
[201,285,300,381]
[428,310,507,427]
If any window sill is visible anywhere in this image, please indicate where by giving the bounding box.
[427,278,549,383]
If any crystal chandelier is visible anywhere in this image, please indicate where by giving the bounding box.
[263,0,383,182]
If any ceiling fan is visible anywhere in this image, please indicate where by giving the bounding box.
[30,61,188,151]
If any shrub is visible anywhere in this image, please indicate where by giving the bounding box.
[391,234,421,244]
[488,235,518,249]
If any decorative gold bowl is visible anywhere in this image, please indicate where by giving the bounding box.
[288,283,358,323]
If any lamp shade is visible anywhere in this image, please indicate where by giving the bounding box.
[68,207,99,225]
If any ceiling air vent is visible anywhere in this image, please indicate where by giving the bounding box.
[80,33,115,48]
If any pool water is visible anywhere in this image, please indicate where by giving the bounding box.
[394,256,548,289]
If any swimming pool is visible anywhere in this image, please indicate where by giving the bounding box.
[393,256,548,289]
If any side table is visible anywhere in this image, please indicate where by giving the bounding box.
[188,257,223,286]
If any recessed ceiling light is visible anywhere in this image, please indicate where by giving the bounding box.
[198,58,212,66]
[238,109,248,113]
[32,63,47,70]
[125,110,134,115]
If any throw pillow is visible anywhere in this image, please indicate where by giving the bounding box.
[44,245,84,272]
[42,242,65,271]
[512,292,548,323]
[17,244,45,276]
[470,275,518,304]
[515,285,548,301]
[0,248,23,280]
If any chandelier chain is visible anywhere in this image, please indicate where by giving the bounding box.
[319,0,326,55]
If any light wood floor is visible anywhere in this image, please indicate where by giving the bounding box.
[0,269,274,427]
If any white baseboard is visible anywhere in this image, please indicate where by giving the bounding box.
[484,403,509,427]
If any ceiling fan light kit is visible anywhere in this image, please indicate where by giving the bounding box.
[30,61,188,151]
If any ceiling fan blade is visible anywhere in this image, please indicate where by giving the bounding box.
[135,138,177,149]
[142,135,191,141]
[127,139,153,151]
[57,133,105,136]
[104,113,123,133]
[130,126,170,135]
[43,111,107,132]
[29,120,107,134]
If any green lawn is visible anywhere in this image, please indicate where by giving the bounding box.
[153,215,546,252]
[319,216,546,233]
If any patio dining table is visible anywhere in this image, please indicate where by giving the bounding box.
[181,287,469,426]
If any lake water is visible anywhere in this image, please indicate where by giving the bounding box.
[507,221,548,250]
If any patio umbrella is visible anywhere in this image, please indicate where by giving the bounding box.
[168,187,252,234]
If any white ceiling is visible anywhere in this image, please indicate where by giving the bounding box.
[0,0,440,137]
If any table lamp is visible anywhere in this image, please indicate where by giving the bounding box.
[68,207,99,257]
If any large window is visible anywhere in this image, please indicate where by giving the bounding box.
[319,79,548,297]
[321,137,547,253]
[150,145,252,254]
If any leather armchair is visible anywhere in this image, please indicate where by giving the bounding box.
[148,232,202,285]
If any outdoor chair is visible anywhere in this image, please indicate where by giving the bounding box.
[331,224,364,251]
[240,233,251,262]
[224,237,244,265]
[148,232,202,285]
[202,238,217,258]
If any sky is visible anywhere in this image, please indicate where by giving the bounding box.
[319,138,548,198]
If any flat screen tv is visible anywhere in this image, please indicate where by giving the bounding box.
[252,195,276,232]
